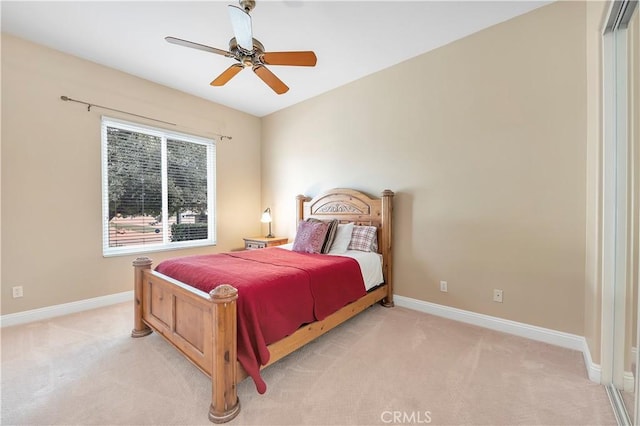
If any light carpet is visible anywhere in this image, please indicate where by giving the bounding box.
[1,302,615,425]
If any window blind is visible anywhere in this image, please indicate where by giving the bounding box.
[101,117,216,256]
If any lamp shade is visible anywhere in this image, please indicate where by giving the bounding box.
[260,207,272,223]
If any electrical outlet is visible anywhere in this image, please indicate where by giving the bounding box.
[493,289,503,303]
[440,281,448,292]
[12,286,23,298]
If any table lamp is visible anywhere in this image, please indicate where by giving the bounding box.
[261,207,274,238]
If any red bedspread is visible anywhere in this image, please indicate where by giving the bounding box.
[154,248,366,393]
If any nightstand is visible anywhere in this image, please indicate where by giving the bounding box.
[243,236,289,250]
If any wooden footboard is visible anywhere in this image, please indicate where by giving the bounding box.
[131,258,240,422]
[130,188,394,423]
[132,259,389,423]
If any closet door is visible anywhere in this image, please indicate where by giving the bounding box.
[603,1,639,424]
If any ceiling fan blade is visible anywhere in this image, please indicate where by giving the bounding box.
[253,65,289,95]
[165,36,232,57]
[210,64,244,86]
[228,5,253,52]
[261,51,317,67]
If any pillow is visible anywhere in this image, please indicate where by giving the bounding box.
[292,220,329,253]
[306,218,338,254]
[328,222,354,254]
[348,225,378,252]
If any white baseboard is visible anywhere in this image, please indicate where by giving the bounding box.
[0,291,604,384]
[628,346,638,392]
[581,335,602,383]
[1,291,133,328]
[624,371,635,393]
[394,295,602,384]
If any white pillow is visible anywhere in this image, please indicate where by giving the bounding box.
[328,222,354,254]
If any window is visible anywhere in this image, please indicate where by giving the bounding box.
[101,117,216,256]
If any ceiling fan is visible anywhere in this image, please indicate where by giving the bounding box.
[166,0,317,95]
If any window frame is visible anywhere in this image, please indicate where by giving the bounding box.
[101,116,216,257]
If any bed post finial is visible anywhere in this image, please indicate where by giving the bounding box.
[131,257,153,338]
[209,284,241,423]
[381,190,395,307]
[296,194,310,223]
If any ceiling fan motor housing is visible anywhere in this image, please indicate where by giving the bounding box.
[229,37,265,66]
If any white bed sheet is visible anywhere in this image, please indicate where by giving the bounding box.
[279,243,384,291]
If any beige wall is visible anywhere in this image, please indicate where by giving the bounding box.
[1,34,262,314]
[262,1,587,334]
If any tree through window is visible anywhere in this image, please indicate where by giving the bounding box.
[102,118,216,256]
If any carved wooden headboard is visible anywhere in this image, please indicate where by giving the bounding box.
[295,188,394,292]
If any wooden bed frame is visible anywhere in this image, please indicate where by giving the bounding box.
[130,188,394,423]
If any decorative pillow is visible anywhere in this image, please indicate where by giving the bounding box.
[348,225,378,252]
[292,220,329,253]
[306,218,338,254]
[328,222,354,254]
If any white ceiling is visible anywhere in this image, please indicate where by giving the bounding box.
[1,1,549,117]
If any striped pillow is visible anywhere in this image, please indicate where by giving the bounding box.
[306,218,339,254]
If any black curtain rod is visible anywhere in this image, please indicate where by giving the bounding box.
[60,95,233,141]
